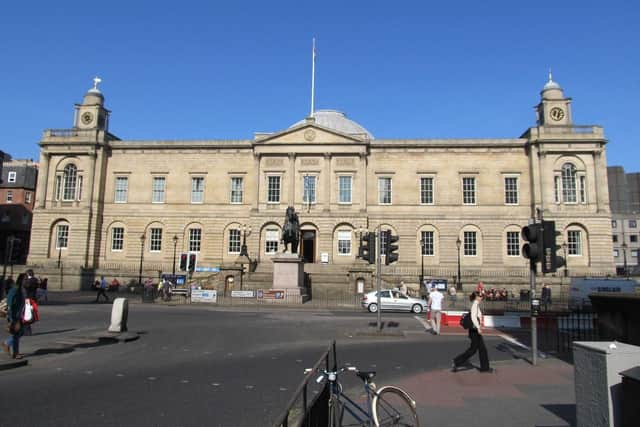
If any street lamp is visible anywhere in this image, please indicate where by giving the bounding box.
[419,237,425,288]
[456,237,462,291]
[239,224,252,290]
[138,233,146,298]
[622,242,628,278]
[562,241,568,277]
[172,235,178,276]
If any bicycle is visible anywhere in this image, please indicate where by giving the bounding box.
[309,365,419,427]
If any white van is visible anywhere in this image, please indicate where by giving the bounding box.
[569,277,639,309]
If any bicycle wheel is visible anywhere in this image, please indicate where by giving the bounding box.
[371,386,419,427]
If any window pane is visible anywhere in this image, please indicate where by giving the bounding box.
[265,228,279,254]
[420,177,433,204]
[303,176,316,203]
[579,176,586,203]
[152,177,166,203]
[463,231,477,256]
[267,176,280,203]
[506,231,520,256]
[8,172,16,183]
[554,176,560,203]
[6,191,12,202]
[231,177,243,203]
[378,178,392,204]
[63,164,77,201]
[56,225,69,249]
[111,227,124,251]
[189,228,202,252]
[55,176,62,201]
[115,177,128,203]
[421,231,434,256]
[339,176,352,203]
[191,177,204,203]
[463,177,476,204]
[562,163,577,203]
[629,220,637,228]
[337,231,351,255]
[504,177,518,204]
[150,228,163,251]
[229,229,241,253]
[568,230,581,255]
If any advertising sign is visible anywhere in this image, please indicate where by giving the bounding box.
[231,290,255,298]
[195,266,221,273]
[191,289,217,303]
[256,289,285,300]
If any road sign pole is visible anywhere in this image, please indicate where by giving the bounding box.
[377,228,382,332]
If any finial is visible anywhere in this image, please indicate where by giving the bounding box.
[91,76,102,91]
[548,68,553,83]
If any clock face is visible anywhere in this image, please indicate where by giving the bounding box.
[81,112,94,125]
[550,107,565,121]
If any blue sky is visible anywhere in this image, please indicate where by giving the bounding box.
[1,0,638,172]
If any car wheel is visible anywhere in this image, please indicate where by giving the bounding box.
[411,304,423,314]
[368,303,378,313]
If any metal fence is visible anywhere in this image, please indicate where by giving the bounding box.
[534,309,600,358]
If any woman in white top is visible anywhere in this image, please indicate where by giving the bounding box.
[452,291,493,373]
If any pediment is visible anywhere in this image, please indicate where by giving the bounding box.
[254,123,368,146]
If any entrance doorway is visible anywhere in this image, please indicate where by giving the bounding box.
[224,275,235,296]
[300,230,316,263]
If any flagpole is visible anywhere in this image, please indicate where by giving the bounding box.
[310,37,316,117]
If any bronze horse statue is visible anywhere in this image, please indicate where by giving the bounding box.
[281,206,300,254]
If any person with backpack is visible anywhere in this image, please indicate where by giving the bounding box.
[2,274,26,359]
[452,291,493,373]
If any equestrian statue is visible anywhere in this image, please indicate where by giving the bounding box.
[281,206,300,254]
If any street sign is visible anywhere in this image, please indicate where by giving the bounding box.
[195,267,221,273]
[191,289,217,303]
[231,290,255,298]
[257,289,285,300]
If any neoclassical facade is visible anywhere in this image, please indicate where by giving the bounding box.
[28,76,614,289]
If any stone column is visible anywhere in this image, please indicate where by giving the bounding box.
[324,153,331,211]
[253,153,261,211]
[359,153,367,212]
[36,151,50,209]
[593,150,608,213]
[288,153,296,205]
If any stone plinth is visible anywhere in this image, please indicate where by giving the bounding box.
[272,253,304,296]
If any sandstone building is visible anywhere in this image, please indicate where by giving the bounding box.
[27,76,614,291]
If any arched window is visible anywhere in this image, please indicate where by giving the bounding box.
[561,163,577,203]
[63,164,78,201]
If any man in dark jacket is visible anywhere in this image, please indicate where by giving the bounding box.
[24,269,40,300]
[2,273,26,359]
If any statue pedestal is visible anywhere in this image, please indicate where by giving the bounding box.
[272,254,305,301]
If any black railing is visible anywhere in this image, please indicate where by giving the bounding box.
[532,309,600,358]
[273,342,336,427]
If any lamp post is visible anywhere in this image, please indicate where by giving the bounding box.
[138,233,146,299]
[622,242,628,278]
[456,237,462,291]
[562,242,568,277]
[172,235,178,276]
[239,224,251,290]
[419,237,425,289]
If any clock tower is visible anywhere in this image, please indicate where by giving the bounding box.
[535,72,572,126]
[74,77,110,131]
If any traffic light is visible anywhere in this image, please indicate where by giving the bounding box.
[179,253,188,271]
[542,220,565,273]
[358,232,376,264]
[384,230,399,265]
[188,253,197,273]
[522,223,543,264]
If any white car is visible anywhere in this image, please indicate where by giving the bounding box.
[361,289,428,314]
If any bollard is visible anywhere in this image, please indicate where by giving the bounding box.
[108,297,129,332]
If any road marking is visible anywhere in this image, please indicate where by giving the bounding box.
[147,376,157,381]
[116,373,124,377]
[180,379,190,384]
[211,382,221,387]
[279,387,288,391]
[245,385,255,390]
[85,370,93,375]
[498,333,548,358]
[414,315,432,330]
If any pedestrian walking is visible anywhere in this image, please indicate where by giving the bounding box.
[452,291,493,373]
[428,285,444,335]
[2,273,26,359]
[94,276,110,302]
[24,269,40,300]
[37,277,48,303]
[541,283,552,312]
[399,281,408,295]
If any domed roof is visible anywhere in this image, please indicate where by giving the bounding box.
[541,71,564,100]
[82,77,105,106]
[290,110,373,139]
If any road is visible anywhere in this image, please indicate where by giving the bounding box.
[1,300,516,426]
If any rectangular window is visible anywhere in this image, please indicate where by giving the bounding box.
[554,176,560,203]
[228,229,241,253]
[189,228,202,252]
[378,177,392,204]
[152,177,166,203]
[613,249,619,257]
[77,175,83,201]
[631,235,638,243]
[25,192,32,204]
[420,177,434,204]
[462,177,476,205]
[111,227,124,251]
[463,231,477,256]
[612,220,617,228]
[568,230,582,255]
[339,176,352,204]
[265,228,279,254]
[56,224,69,249]
[6,191,12,202]
[191,177,205,204]
[579,176,586,203]
[55,175,62,201]
[613,235,618,243]
[230,177,243,204]
[504,177,519,205]
[7,171,16,183]
[150,228,163,252]
[267,176,281,203]
[506,231,520,256]
[421,231,434,256]
[114,177,128,203]
[629,220,637,228]
[337,231,351,255]
[303,175,317,204]
[632,250,639,258]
